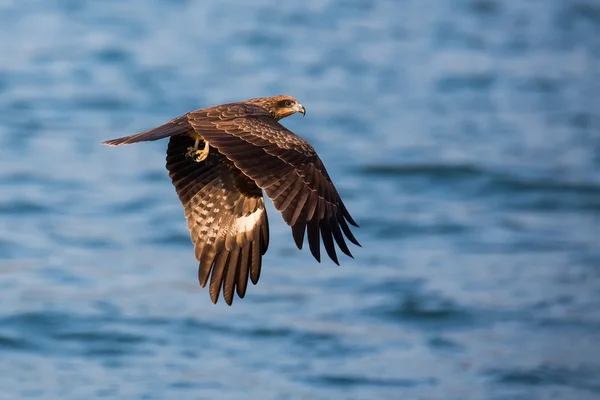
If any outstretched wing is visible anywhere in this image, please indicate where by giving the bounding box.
[166,134,269,305]
[103,115,191,146]
[102,103,258,147]
[188,104,360,265]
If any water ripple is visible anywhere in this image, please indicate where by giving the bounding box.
[0,1,598,399]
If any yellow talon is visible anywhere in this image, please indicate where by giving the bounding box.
[186,139,210,162]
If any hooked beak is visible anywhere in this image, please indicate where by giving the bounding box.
[295,103,306,117]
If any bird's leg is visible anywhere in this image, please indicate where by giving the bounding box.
[186,137,210,162]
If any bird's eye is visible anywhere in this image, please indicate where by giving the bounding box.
[284,100,293,107]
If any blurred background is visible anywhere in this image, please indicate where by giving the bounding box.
[0,0,599,399]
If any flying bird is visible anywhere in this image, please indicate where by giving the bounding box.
[103,95,360,305]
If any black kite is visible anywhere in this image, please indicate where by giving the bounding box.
[104,95,359,305]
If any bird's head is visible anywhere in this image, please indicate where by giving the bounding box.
[244,95,306,121]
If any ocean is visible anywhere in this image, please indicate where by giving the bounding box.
[0,1,599,399]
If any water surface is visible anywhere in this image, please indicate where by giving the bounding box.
[0,1,599,399]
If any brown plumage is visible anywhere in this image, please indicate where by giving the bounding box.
[103,95,360,305]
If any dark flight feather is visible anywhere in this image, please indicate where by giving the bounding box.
[188,107,360,265]
[166,135,268,305]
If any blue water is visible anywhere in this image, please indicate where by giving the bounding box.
[1,1,599,399]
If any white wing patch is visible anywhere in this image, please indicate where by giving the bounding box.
[235,208,263,233]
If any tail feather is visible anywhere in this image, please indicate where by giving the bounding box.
[103,115,191,146]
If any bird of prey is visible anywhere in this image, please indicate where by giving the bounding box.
[103,95,359,305]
